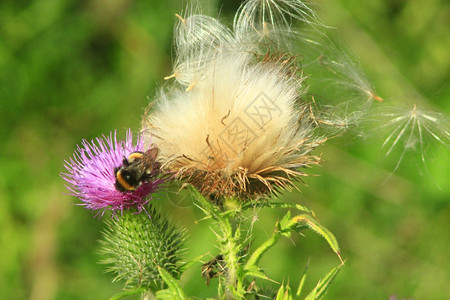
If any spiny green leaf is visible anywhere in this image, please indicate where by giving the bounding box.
[276,283,293,300]
[305,263,343,300]
[189,186,221,220]
[189,186,211,208]
[305,286,318,300]
[296,260,309,297]
[156,289,177,299]
[179,254,206,273]
[290,214,342,262]
[278,210,293,238]
[244,265,271,281]
[241,201,314,215]
[244,231,279,271]
[284,284,293,300]
[108,288,145,300]
[276,284,285,300]
[156,266,188,299]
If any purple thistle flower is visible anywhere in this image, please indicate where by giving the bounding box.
[62,130,164,216]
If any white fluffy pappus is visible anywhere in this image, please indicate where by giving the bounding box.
[374,102,450,178]
[167,0,320,91]
[234,0,320,48]
[144,50,322,199]
[166,13,235,89]
[142,0,324,199]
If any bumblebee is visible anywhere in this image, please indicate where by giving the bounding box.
[114,148,160,192]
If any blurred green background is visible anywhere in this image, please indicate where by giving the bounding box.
[1,0,449,299]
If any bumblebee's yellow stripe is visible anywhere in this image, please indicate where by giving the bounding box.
[116,170,135,191]
[128,152,143,161]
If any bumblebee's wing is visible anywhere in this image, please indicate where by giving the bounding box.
[144,147,159,160]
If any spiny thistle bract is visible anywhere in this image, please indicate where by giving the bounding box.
[99,208,186,290]
[142,0,324,200]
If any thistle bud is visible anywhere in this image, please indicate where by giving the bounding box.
[99,208,185,290]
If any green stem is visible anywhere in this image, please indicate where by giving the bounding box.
[192,190,246,298]
[217,212,245,299]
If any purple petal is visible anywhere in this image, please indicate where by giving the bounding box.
[61,130,164,216]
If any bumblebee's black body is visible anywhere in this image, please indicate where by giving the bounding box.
[114,148,159,192]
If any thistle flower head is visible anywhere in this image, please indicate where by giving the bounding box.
[143,2,325,200]
[62,130,164,216]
